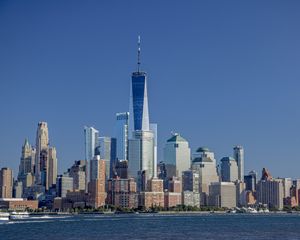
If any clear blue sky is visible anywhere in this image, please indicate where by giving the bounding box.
[0,1,299,178]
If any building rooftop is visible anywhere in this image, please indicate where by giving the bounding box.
[167,133,188,143]
[196,147,210,153]
[221,157,236,162]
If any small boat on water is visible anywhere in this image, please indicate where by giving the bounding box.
[9,211,30,220]
[0,212,10,222]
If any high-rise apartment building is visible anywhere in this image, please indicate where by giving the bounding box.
[115,112,129,161]
[256,178,284,210]
[233,145,244,181]
[0,168,13,198]
[107,178,138,209]
[163,133,191,179]
[88,155,106,208]
[220,157,238,182]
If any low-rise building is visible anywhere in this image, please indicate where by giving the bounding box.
[0,198,38,210]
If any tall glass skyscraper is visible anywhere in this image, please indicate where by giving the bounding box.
[84,126,99,191]
[129,72,150,132]
[129,36,150,133]
[115,112,129,161]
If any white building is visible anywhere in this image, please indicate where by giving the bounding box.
[128,130,154,180]
[192,147,219,193]
[164,133,191,178]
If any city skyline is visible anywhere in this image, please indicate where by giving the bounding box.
[0,1,300,178]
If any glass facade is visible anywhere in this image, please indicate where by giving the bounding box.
[115,112,129,161]
[130,72,149,131]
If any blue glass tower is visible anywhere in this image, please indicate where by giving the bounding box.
[129,36,150,132]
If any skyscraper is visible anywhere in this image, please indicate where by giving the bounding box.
[35,122,49,184]
[34,122,57,190]
[88,155,106,208]
[128,131,155,181]
[220,157,238,182]
[233,145,244,181]
[84,126,99,191]
[115,112,129,161]
[0,167,13,198]
[191,147,219,205]
[99,137,117,179]
[84,126,99,162]
[18,139,35,181]
[48,147,57,188]
[129,36,150,133]
[128,36,155,186]
[163,133,191,178]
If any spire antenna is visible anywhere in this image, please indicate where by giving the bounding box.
[137,35,141,72]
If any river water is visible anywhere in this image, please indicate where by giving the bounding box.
[1,213,300,240]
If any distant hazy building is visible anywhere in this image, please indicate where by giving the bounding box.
[0,168,13,198]
[191,147,219,205]
[56,175,73,198]
[220,157,238,182]
[233,146,244,181]
[115,112,129,161]
[244,170,257,191]
[209,182,236,208]
[163,133,191,178]
[68,160,86,191]
[99,137,117,179]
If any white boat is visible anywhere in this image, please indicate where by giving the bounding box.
[9,211,30,220]
[0,212,10,222]
[247,207,258,213]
